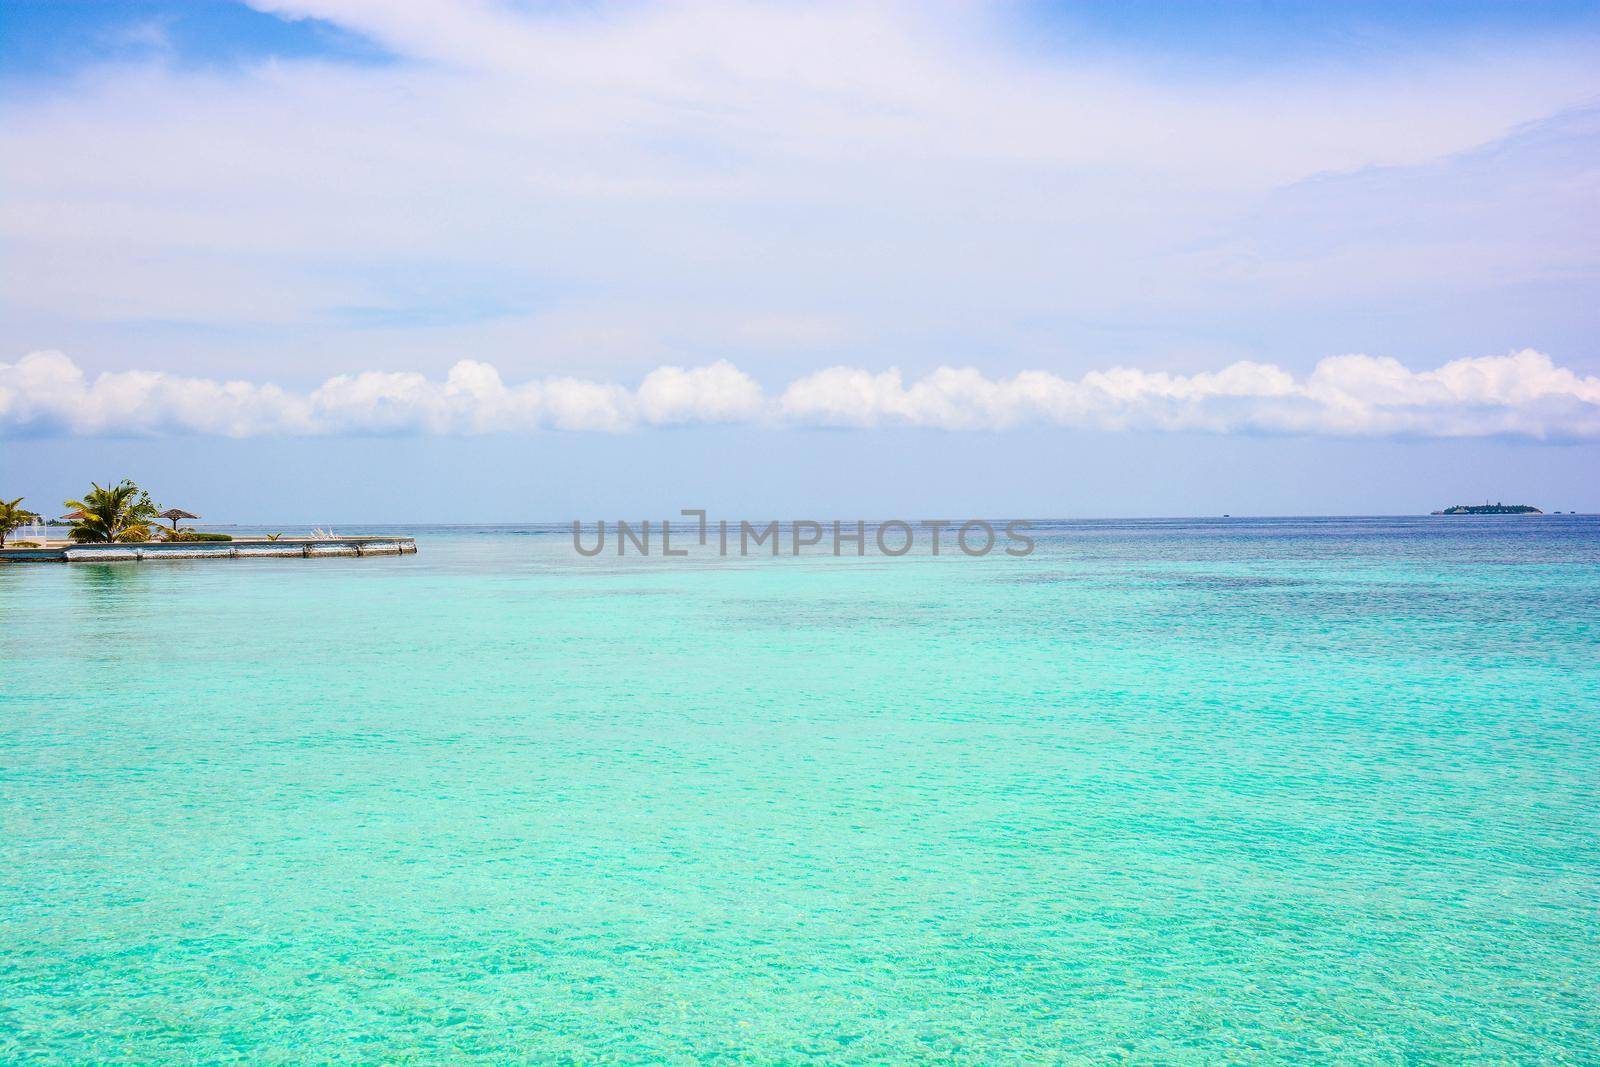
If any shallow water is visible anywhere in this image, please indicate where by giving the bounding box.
[3,517,1598,1062]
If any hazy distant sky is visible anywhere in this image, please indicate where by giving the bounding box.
[3,1,1597,520]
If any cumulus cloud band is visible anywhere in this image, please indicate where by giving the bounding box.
[2,349,1597,440]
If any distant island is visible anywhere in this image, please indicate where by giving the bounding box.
[1432,503,1543,515]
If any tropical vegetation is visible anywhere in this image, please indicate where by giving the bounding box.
[63,481,160,543]
[1,496,41,548]
[164,531,232,542]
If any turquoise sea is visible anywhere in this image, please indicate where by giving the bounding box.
[3,517,1598,1063]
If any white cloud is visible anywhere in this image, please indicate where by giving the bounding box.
[5,348,1597,440]
[1,2,1597,384]
[636,361,765,425]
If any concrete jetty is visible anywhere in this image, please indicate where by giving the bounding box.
[0,536,417,564]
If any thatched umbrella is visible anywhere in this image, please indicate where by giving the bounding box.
[157,508,199,532]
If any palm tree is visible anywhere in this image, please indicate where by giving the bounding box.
[0,496,41,548]
[62,481,159,543]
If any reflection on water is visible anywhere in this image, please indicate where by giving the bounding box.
[70,561,150,592]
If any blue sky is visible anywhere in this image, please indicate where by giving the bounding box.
[2,1,1598,519]
[7,1,1598,78]
[0,0,386,79]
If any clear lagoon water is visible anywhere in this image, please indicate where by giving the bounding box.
[3,517,1598,1062]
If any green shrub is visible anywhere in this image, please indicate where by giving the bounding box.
[165,530,233,542]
